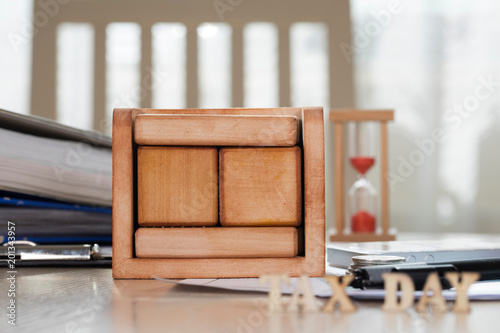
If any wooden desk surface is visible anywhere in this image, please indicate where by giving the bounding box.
[1,267,499,333]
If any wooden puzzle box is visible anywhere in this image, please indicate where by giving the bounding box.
[112,107,325,279]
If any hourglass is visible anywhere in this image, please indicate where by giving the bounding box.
[329,109,396,242]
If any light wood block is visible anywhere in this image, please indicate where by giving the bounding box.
[137,146,218,226]
[137,107,303,117]
[112,107,325,279]
[112,108,136,260]
[219,147,302,227]
[134,114,300,146]
[135,227,298,258]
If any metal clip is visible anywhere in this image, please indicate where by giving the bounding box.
[0,241,100,261]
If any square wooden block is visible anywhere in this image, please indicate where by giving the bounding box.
[219,147,301,227]
[137,146,218,226]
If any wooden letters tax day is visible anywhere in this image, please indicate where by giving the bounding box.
[260,272,479,314]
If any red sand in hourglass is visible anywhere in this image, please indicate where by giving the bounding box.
[350,156,376,232]
[352,210,376,232]
[349,156,375,175]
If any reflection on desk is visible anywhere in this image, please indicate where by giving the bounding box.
[1,268,500,333]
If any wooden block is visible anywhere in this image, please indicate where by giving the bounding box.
[112,107,325,279]
[135,227,298,258]
[301,107,325,275]
[219,147,302,227]
[136,107,303,118]
[134,114,299,146]
[112,108,135,260]
[137,147,218,226]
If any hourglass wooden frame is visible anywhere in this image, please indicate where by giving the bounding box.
[329,109,396,242]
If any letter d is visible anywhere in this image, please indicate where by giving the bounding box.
[382,273,415,311]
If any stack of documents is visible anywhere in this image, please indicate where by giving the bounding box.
[0,109,112,244]
[0,127,111,205]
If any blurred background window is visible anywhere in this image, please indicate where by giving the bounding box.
[57,23,94,129]
[197,23,232,108]
[152,23,187,109]
[0,0,499,233]
[351,0,500,233]
[244,23,279,108]
[105,22,141,123]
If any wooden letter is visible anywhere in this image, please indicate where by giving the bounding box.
[382,273,415,312]
[322,275,356,313]
[260,274,290,313]
[415,273,448,313]
[445,272,480,313]
[287,275,320,313]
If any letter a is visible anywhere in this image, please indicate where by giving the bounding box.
[415,273,448,313]
[287,275,319,313]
